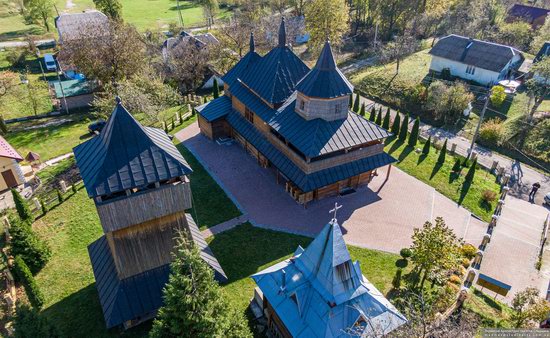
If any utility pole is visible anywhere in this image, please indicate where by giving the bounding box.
[468,89,491,159]
[55,60,70,115]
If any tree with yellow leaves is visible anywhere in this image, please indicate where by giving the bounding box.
[304,0,349,51]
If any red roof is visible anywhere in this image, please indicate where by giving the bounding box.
[0,136,23,161]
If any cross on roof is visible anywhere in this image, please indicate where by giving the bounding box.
[329,202,342,223]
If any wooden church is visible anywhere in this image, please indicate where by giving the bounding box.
[197,18,395,205]
[74,98,226,329]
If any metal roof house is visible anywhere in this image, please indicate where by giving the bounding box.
[252,213,407,337]
[506,4,550,29]
[429,35,524,86]
[55,10,109,44]
[74,98,227,330]
[196,18,395,205]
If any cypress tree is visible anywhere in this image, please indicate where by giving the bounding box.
[437,139,448,164]
[163,121,168,133]
[12,189,33,222]
[10,218,51,274]
[203,96,208,104]
[375,109,383,125]
[212,78,220,99]
[13,303,59,338]
[56,189,63,203]
[391,112,401,135]
[40,199,47,215]
[465,158,477,181]
[422,136,431,155]
[349,94,353,108]
[0,115,8,135]
[408,117,420,148]
[369,106,376,122]
[399,114,409,142]
[382,107,391,129]
[353,93,360,113]
[452,158,462,173]
[150,231,252,337]
[359,103,366,116]
[71,184,77,194]
[13,256,44,310]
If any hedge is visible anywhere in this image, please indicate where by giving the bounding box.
[13,256,44,310]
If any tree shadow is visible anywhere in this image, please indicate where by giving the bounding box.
[429,162,443,180]
[388,139,404,155]
[398,146,414,162]
[449,171,461,183]
[458,180,472,205]
[395,259,408,268]
[417,154,427,165]
[478,199,493,212]
[472,288,503,312]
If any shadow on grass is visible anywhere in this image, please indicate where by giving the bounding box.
[387,138,404,155]
[458,180,472,205]
[449,171,461,183]
[478,199,493,212]
[417,154,427,165]
[430,161,443,180]
[398,146,414,162]
[473,288,503,312]
[395,259,408,268]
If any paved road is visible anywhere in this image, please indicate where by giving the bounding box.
[0,39,56,49]
[357,96,550,205]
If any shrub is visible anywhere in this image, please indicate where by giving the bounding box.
[13,303,59,338]
[449,274,462,286]
[399,114,409,142]
[408,117,420,147]
[479,118,504,145]
[56,189,63,203]
[400,248,412,259]
[441,68,452,81]
[392,268,402,289]
[349,94,353,108]
[382,107,391,129]
[72,184,77,194]
[490,85,506,107]
[12,189,34,222]
[461,244,477,259]
[13,256,44,309]
[10,217,51,274]
[5,48,28,68]
[437,139,447,164]
[391,112,401,135]
[422,136,431,155]
[461,257,471,269]
[40,199,47,216]
[0,115,8,135]
[482,189,497,203]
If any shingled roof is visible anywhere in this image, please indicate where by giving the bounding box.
[73,99,192,197]
[252,219,407,337]
[296,41,353,99]
[429,34,522,73]
[508,4,550,23]
[240,19,310,105]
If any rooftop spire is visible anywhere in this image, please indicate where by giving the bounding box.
[278,17,286,47]
[250,32,255,53]
[315,40,337,70]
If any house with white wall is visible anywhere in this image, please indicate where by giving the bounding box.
[429,35,524,86]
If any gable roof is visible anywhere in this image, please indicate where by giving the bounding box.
[535,42,550,62]
[55,10,109,42]
[270,95,391,157]
[508,4,550,22]
[0,136,23,161]
[51,79,95,98]
[221,50,262,87]
[429,34,522,72]
[296,41,353,99]
[73,99,192,197]
[252,219,406,337]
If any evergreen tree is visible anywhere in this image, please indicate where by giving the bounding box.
[375,109,382,125]
[13,303,59,338]
[399,114,409,142]
[56,189,63,203]
[12,189,33,222]
[349,94,353,108]
[408,117,420,148]
[40,199,47,216]
[465,158,477,181]
[150,231,251,338]
[452,158,462,173]
[359,103,366,116]
[213,78,220,99]
[369,106,376,122]
[203,96,208,104]
[391,112,401,135]
[71,184,77,194]
[10,218,51,274]
[382,107,391,129]
[0,115,8,135]
[353,93,360,113]
[437,139,448,164]
[422,136,431,155]
[163,121,168,133]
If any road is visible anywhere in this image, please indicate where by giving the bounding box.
[0,39,56,49]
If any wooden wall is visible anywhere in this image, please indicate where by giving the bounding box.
[96,181,192,233]
[198,114,214,140]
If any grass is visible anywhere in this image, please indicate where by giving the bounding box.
[386,136,501,222]
[463,287,514,329]
[5,113,94,161]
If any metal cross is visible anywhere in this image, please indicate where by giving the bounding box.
[329,202,342,222]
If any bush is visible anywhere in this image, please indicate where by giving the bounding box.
[5,49,28,68]
[461,244,477,259]
[40,199,47,216]
[375,109,383,125]
[10,217,51,274]
[449,274,462,286]
[12,189,34,222]
[72,184,77,194]
[13,303,59,338]
[479,119,504,145]
[359,103,366,116]
[212,78,220,99]
[441,68,452,81]
[13,256,44,309]
[461,257,471,269]
[400,248,412,259]
[482,189,497,203]
[490,86,506,107]
[369,106,376,121]
[0,115,8,135]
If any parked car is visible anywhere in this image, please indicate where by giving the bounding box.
[44,54,57,72]
[88,120,106,134]
[544,192,550,206]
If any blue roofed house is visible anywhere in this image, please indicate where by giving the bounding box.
[196,18,396,205]
[73,98,226,330]
[252,214,407,337]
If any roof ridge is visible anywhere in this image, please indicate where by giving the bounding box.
[446,34,520,52]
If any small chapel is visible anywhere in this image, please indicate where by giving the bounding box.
[197,18,396,205]
[74,98,227,329]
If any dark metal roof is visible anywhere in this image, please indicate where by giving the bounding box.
[535,42,550,62]
[227,111,396,192]
[508,4,550,23]
[270,96,391,157]
[230,81,277,122]
[429,34,522,72]
[296,41,353,98]
[239,45,310,105]
[73,100,192,197]
[221,51,261,87]
[195,95,232,122]
[88,214,227,329]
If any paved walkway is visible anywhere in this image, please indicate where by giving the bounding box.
[201,214,249,238]
[357,96,550,205]
[0,39,56,49]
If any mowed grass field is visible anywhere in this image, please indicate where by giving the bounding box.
[0,0,232,41]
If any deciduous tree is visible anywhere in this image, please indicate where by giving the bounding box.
[93,0,122,21]
[511,287,550,328]
[23,0,54,32]
[304,0,349,50]
[425,80,473,124]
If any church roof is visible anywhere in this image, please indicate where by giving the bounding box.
[296,41,353,98]
[252,219,407,337]
[220,43,261,87]
[239,19,310,105]
[74,99,192,197]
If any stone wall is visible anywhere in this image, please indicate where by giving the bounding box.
[295,93,349,121]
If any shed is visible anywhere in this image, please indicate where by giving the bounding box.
[51,79,95,110]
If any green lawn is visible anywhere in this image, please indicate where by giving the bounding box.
[5,114,94,161]
[463,287,514,329]
[386,136,501,222]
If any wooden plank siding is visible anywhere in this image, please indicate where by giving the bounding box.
[198,114,214,140]
[96,180,192,233]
